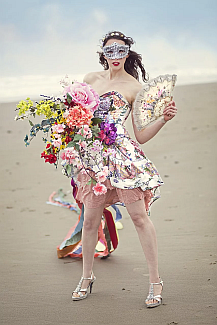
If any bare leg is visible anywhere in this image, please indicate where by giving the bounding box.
[125,199,162,305]
[72,204,104,298]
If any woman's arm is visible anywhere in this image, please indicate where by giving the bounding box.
[132,101,178,144]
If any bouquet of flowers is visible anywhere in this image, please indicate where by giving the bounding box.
[15,76,117,196]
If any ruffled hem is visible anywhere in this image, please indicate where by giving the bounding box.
[75,172,161,212]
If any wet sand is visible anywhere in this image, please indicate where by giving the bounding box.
[0,82,217,324]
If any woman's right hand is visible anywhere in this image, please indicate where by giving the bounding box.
[163,101,178,122]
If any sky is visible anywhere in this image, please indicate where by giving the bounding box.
[0,0,217,102]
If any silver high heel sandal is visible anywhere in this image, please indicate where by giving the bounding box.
[72,272,96,301]
[145,278,163,308]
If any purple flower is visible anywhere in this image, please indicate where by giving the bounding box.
[99,122,117,145]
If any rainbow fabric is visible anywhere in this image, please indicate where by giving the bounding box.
[56,204,122,258]
[46,189,122,258]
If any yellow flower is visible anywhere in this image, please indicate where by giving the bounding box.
[17,98,33,116]
[35,100,57,118]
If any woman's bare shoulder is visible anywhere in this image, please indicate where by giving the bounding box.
[83,71,104,84]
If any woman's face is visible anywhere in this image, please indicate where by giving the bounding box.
[103,38,129,70]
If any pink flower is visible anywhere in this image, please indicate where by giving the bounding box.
[63,110,69,118]
[103,166,108,174]
[79,140,86,148]
[61,147,79,164]
[66,105,93,128]
[158,90,163,97]
[78,125,92,138]
[63,82,99,112]
[52,138,62,148]
[51,124,65,133]
[97,172,106,183]
[77,163,83,170]
[97,166,108,182]
[92,183,107,196]
[102,148,116,157]
[91,140,103,152]
[54,133,61,139]
[60,75,70,87]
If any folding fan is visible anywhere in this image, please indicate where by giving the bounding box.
[133,74,177,130]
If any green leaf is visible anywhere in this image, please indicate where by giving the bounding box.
[28,120,34,127]
[91,117,102,125]
[87,178,97,185]
[91,125,100,137]
[67,141,75,147]
[74,143,80,151]
[66,164,71,174]
[67,93,72,104]
[73,134,84,142]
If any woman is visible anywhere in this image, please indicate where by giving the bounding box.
[72,31,177,308]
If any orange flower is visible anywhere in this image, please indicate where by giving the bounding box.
[66,105,93,128]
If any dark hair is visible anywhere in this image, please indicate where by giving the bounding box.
[98,31,148,82]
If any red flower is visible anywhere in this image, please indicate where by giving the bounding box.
[65,135,72,144]
[47,154,57,164]
[98,130,106,141]
[41,151,46,158]
[64,99,74,107]
[41,151,57,164]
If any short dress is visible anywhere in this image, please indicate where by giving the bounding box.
[75,91,163,212]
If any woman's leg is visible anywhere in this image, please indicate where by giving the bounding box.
[72,204,105,297]
[125,199,162,304]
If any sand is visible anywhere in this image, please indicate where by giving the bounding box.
[0,82,217,325]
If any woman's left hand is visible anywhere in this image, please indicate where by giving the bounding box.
[163,100,178,122]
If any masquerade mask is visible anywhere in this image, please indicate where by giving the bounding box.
[103,42,129,59]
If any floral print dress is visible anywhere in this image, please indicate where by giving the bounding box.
[76,91,163,211]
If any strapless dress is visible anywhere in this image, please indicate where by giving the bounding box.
[75,91,163,211]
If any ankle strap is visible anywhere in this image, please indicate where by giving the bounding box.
[150,279,163,286]
[82,272,94,281]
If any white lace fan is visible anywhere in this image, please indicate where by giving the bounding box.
[133,74,177,130]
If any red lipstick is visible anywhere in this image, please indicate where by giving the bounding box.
[112,62,120,66]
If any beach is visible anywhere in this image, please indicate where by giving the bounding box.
[0,82,217,325]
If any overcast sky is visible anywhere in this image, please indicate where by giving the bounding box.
[0,0,216,102]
